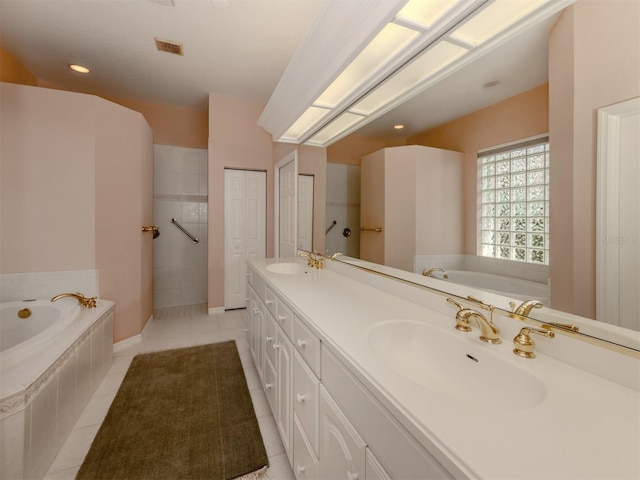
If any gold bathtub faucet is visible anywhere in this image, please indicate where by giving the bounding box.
[51,292,97,308]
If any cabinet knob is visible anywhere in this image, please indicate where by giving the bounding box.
[265,383,272,390]
[297,339,307,348]
[296,393,306,403]
[273,343,279,350]
[266,299,273,305]
[347,472,359,480]
[253,308,258,314]
[296,465,306,474]
[265,335,273,343]
[245,273,251,277]
[278,315,286,322]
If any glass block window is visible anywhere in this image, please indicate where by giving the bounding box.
[479,137,549,265]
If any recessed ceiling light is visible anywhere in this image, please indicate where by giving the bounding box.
[69,64,90,74]
[484,80,500,88]
[394,124,405,130]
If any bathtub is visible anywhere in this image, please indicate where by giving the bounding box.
[0,298,114,480]
[431,270,549,304]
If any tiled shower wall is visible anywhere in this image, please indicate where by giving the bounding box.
[325,163,361,258]
[153,145,208,309]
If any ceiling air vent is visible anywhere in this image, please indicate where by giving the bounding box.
[154,37,184,56]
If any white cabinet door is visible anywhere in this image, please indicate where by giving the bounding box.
[319,386,366,480]
[252,297,264,381]
[276,152,298,258]
[294,413,320,480]
[276,327,293,463]
[365,448,392,480]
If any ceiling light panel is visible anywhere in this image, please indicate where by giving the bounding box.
[281,106,331,143]
[351,40,468,116]
[396,0,459,28]
[315,23,420,108]
[306,112,366,146]
[451,0,547,45]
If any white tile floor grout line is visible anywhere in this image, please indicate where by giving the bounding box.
[43,307,295,480]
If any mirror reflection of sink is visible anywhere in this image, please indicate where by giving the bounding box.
[266,262,308,275]
[368,320,546,408]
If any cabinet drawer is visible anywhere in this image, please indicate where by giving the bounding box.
[293,351,319,455]
[264,285,277,319]
[264,312,277,368]
[293,315,320,377]
[293,413,320,480]
[322,346,453,480]
[264,356,277,414]
[276,299,294,340]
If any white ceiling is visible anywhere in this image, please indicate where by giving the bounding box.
[0,0,558,139]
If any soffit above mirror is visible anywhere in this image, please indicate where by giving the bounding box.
[258,0,575,147]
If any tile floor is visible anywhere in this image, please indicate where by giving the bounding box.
[44,304,295,480]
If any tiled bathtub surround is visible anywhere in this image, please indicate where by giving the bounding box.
[153,145,208,309]
[0,270,98,303]
[0,302,114,479]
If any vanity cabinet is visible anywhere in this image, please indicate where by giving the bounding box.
[247,263,443,480]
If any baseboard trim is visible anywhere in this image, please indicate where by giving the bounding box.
[208,306,224,315]
[113,334,142,353]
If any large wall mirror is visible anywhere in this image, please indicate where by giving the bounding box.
[321,1,640,354]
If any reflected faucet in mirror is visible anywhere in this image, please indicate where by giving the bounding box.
[423,267,448,279]
[513,299,543,317]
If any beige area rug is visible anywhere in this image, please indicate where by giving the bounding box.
[76,341,268,480]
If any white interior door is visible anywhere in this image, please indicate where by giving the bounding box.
[224,169,266,309]
[597,97,640,331]
[276,151,298,258]
[298,174,314,252]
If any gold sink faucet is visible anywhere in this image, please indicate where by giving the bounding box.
[513,327,555,358]
[447,298,501,344]
[513,299,543,316]
[51,292,97,308]
[298,251,323,269]
[423,267,448,279]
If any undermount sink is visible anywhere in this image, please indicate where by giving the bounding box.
[368,320,546,408]
[266,262,308,275]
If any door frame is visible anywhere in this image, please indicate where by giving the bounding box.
[274,150,298,257]
[596,96,640,326]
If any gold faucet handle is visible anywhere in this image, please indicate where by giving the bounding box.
[446,298,473,332]
[513,327,555,358]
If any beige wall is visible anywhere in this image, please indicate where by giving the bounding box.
[408,84,549,256]
[549,0,640,319]
[208,93,274,309]
[328,133,406,165]
[1,83,153,342]
[0,47,37,86]
[95,98,154,342]
[0,83,96,273]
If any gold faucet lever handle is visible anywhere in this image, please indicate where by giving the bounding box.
[513,327,555,358]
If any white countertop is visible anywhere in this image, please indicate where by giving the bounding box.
[250,258,640,479]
